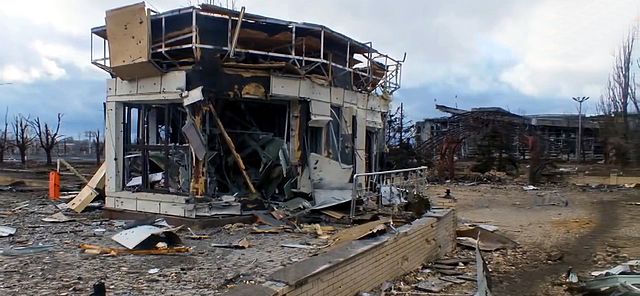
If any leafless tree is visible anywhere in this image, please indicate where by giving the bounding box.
[93,129,103,165]
[31,113,63,165]
[12,114,35,165]
[598,27,638,138]
[0,108,9,164]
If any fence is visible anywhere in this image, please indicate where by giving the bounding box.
[350,166,429,218]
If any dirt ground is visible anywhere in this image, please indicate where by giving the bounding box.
[1,164,640,295]
[425,182,640,295]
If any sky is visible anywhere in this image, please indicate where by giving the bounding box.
[0,0,639,137]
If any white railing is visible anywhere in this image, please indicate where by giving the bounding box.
[350,166,429,219]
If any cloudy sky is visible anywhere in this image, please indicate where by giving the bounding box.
[1,0,639,137]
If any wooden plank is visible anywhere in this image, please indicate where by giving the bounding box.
[105,2,161,80]
[208,103,257,194]
[59,159,89,184]
[67,163,106,213]
[325,217,391,251]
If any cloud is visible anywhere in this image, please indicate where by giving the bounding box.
[0,0,638,135]
[496,0,640,98]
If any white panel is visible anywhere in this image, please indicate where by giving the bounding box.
[308,153,352,187]
[161,71,186,93]
[136,199,161,213]
[344,90,358,105]
[310,100,331,117]
[301,80,330,102]
[106,196,137,211]
[105,102,123,193]
[106,79,117,96]
[355,109,367,175]
[106,93,183,103]
[271,76,300,97]
[366,110,384,128]
[357,93,368,109]
[330,87,345,105]
[344,106,355,132]
[160,203,194,217]
[137,76,162,94]
[367,95,382,112]
[116,78,137,95]
[105,196,115,208]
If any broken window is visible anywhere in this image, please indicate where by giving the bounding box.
[122,104,190,194]
[328,106,354,165]
[308,126,324,154]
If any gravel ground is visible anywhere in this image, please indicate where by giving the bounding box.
[3,171,640,295]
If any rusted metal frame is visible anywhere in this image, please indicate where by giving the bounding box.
[159,16,182,70]
[290,25,300,67]
[152,33,195,49]
[302,37,306,66]
[191,9,197,59]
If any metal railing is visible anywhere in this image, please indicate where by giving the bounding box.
[350,166,429,218]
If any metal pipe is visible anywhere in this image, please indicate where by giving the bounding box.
[229,6,245,58]
[320,29,324,60]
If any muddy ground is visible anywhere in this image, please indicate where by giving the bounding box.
[1,163,640,295]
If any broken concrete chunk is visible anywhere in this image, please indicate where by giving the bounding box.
[414,279,452,293]
[212,237,250,249]
[0,226,16,237]
[41,212,75,223]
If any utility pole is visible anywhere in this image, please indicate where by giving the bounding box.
[399,103,404,145]
[572,96,589,162]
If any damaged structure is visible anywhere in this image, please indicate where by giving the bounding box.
[91,2,404,218]
[415,104,602,161]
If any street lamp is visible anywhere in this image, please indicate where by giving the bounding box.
[572,96,589,162]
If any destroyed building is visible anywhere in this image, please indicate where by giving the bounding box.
[415,104,602,161]
[90,3,403,217]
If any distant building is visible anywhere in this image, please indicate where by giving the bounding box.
[415,104,601,161]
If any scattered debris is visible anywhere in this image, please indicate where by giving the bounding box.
[1,244,54,256]
[281,243,316,249]
[414,278,452,293]
[80,244,190,256]
[591,260,640,277]
[111,225,183,250]
[456,226,517,251]
[439,275,466,284]
[148,268,160,274]
[212,237,250,249]
[325,218,391,250]
[41,212,75,223]
[522,185,539,191]
[320,210,347,219]
[185,227,210,240]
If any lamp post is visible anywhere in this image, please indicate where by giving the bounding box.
[572,96,589,162]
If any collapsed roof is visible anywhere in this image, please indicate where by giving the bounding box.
[91,2,404,94]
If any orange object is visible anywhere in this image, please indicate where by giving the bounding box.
[48,171,61,201]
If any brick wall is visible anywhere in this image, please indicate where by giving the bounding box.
[279,210,456,296]
[226,209,456,296]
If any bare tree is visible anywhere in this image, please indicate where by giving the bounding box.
[598,27,638,138]
[12,114,34,165]
[31,113,63,165]
[93,129,103,165]
[0,108,8,164]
